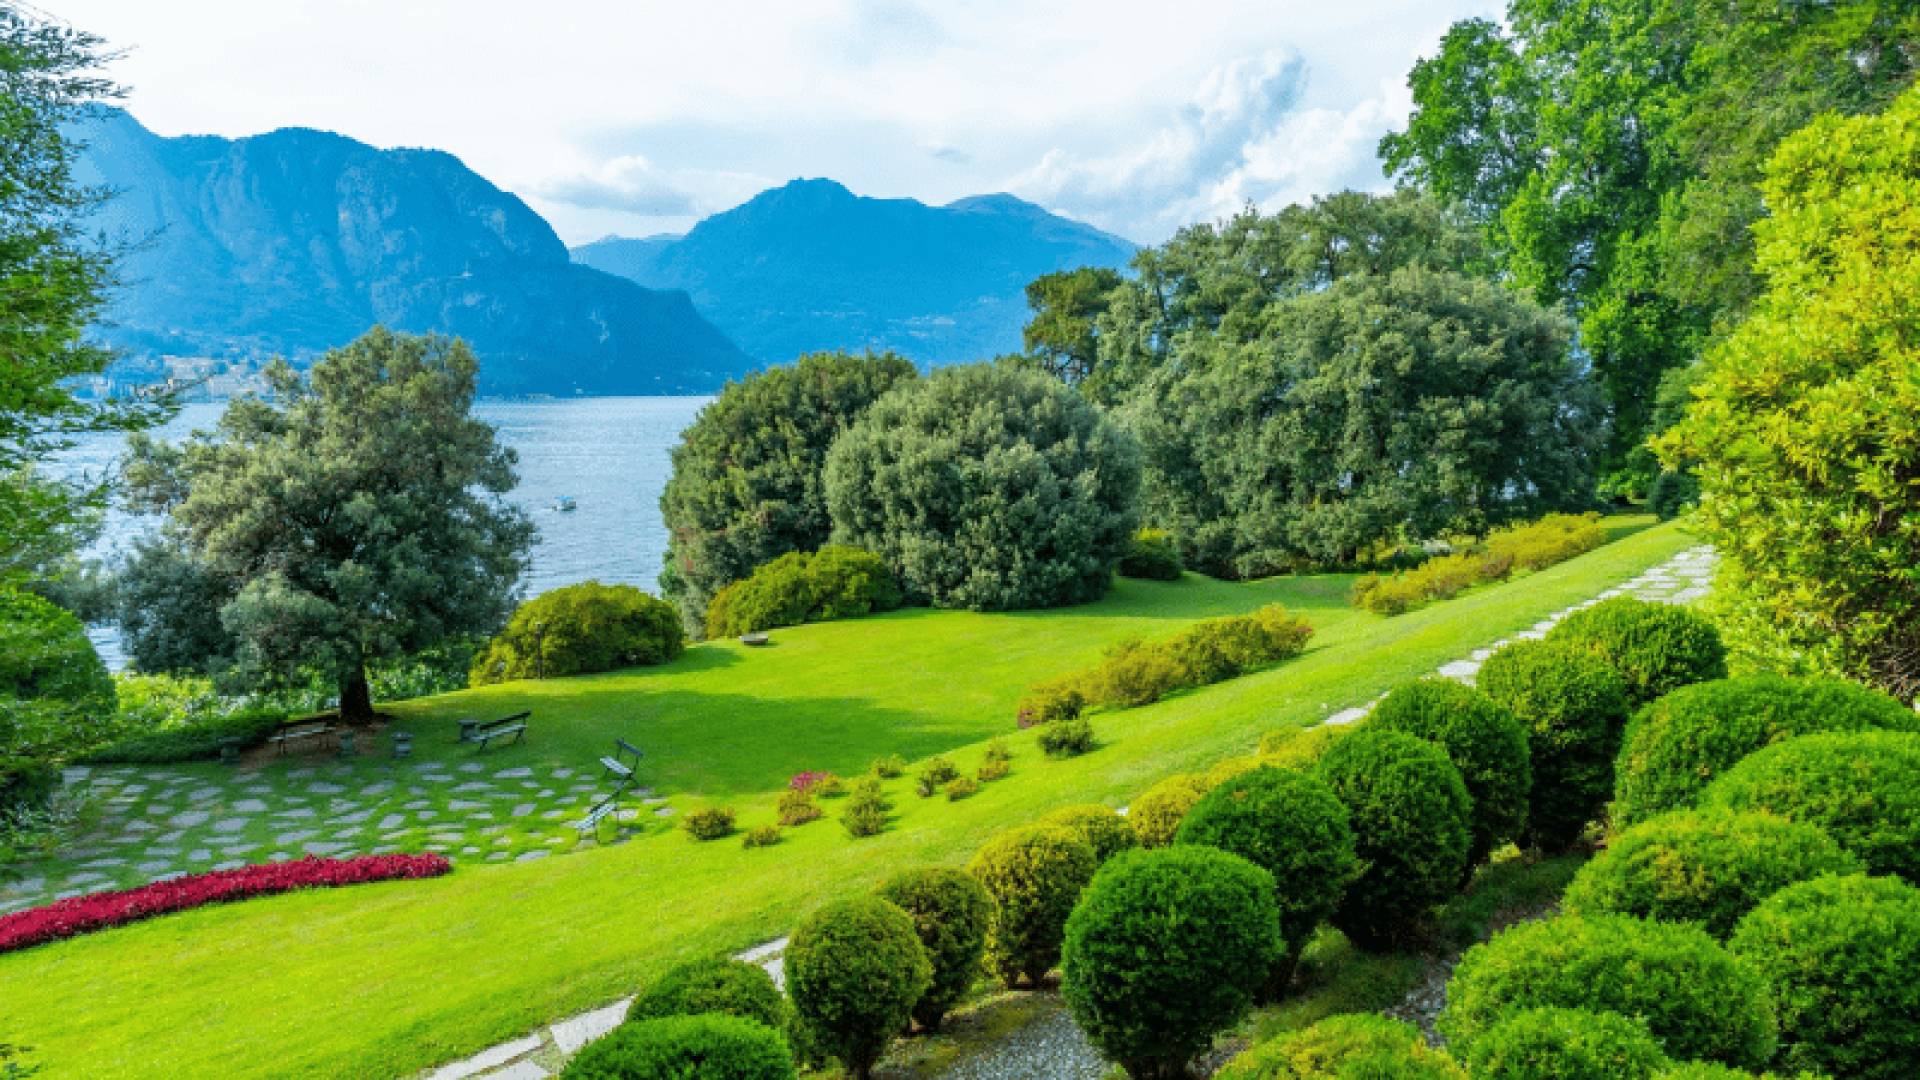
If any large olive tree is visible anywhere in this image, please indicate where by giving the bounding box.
[121,328,533,722]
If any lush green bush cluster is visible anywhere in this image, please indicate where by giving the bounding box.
[1371,678,1531,866]
[1039,805,1137,864]
[1313,726,1472,950]
[0,589,118,782]
[1023,604,1313,719]
[1128,773,1211,848]
[1116,528,1183,581]
[1036,717,1094,757]
[966,824,1097,986]
[1613,674,1919,828]
[1061,847,1280,1079]
[1700,731,1920,883]
[825,362,1141,612]
[704,546,902,639]
[470,582,683,686]
[683,807,736,841]
[1351,513,1605,615]
[1478,640,1629,852]
[561,1013,794,1080]
[626,957,788,1033]
[785,895,930,1080]
[874,868,992,1032]
[1547,597,1727,706]
[839,781,890,838]
[79,707,288,766]
[1460,1006,1671,1080]
[1217,1013,1467,1079]
[1563,809,1861,938]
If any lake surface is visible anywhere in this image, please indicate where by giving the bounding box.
[56,396,712,664]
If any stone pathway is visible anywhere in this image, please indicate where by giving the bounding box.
[417,545,1718,1080]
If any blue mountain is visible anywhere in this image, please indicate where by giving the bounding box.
[571,178,1137,367]
[73,109,751,395]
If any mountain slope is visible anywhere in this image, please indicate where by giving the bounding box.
[572,178,1137,366]
[74,110,751,394]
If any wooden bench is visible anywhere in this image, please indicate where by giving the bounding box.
[266,721,335,756]
[471,711,531,750]
[577,739,644,832]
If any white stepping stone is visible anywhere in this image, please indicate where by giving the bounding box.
[1438,660,1481,680]
[551,999,631,1055]
[213,819,249,834]
[378,814,406,830]
[232,799,268,813]
[515,850,549,863]
[425,1034,543,1080]
[495,767,532,779]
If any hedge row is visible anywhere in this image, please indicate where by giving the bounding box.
[1350,512,1605,615]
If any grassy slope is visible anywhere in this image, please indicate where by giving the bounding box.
[0,520,1687,1079]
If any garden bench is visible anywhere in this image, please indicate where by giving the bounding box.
[471,711,531,750]
[577,739,644,832]
[266,721,335,756]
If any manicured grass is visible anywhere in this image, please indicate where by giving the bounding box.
[0,518,1687,1079]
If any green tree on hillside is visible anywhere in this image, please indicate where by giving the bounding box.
[659,350,915,636]
[1021,267,1123,385]
[120,328,533,722]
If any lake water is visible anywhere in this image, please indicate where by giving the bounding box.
[56,396,712,665]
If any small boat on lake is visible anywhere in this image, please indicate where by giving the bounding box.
[552,496,577,512]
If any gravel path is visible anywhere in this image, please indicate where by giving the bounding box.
[937,998,1105,1080]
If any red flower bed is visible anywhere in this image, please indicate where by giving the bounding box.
[0,853,450,955]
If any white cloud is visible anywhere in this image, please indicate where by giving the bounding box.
[533,155,700,216]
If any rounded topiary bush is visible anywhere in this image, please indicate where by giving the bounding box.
[1729,873,1920,1080]
[1128,773,1211,848]
[1614,674,1920,828]
[785,896,931,1080]
[874,867,993,1032]
[561,1013,794,1080]
[470,581,684,685]
[1174,766,1359,988]
[1547,596,1727,706]
[1478,640,1630,852]
[824,362,1142,611]
[1441,913,1776,1069]
[1257,724,1349,771]
[626,957,788,1032]
[1700,730,1920,882]
[1061,847,1282,1080]
[965,824,1097,986]
[1215,1014,1466,1080]
[1562,809,1861,938]
[1039,804,1138,863]
[1371,678,1532,866]
[1313,726,1471,950]
[1459,1007,1671,1080]
[705,545,902,638]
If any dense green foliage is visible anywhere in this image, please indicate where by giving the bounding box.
[704,546,901,638]
[1128,773,1210,848]
[1352,513,1605,615]
[1116,528,1182,582]
[1038,804,1137,864]
[1460,1007,1671,1080]
[1061,847,1281,1079]
[1547,598,1727,706]
[560,1013,793,1080]
[79,708,286,766]
[1021,266,1125,385]
[966,824,1097,986]
[1562,810,1861,938]
[660,351,915,636]
[470,582,683,685]
[785,896,930,1080]
[1175,766,1358,988]
[625,957,788,1034]
[1442,914,1776,1068]
[1478,640,1629,852]
[1216,1014,1467,1080]
[1729,873,1920,1080]
[1371,678,1531,866]
[1700,731,1920,882]
[1658,87,1920,699]
[824,363,1140,611]
[120,329,534,722]
[1614,675,1919,828]
[1313,726,1472,950]
[874,868,992,1031]
[0,588,115,763]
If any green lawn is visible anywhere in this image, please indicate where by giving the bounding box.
[0,519,1690,1079]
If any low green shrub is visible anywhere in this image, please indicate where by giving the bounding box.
[1729,873,1920,1080]
[786,896,931,1080]
[1129,773,1211,848]
[1062,847,1281,1079]
[1314,727,1472,950]
[1216,1014,1466,1079]
[920,757,959,786]
[1371,678,1531,866]
[470,581,683,685]
[1085,638,1186,708]
[1460,1007,1671,1080]
[1351,514,1605,616]
[966,824,1097,986]
[1016,679,1086,728]
[1613,674,1920,828]
[1257,724,1348,770]
[840,790,888,838]
[1700,731,1920,882]
[975,758,1009,782]
[983,739,1011,764]
[626,957,788,1032]
[704,546,902,639]
[1562,809,1861,938]
[741,825,781,849]
[561,1013,793,1080]
[1037,717,1094,757]
[1653,1065,1821,1080]
[1175,766,1359,990]
[80,707,287,765]
[871,754,905,779]
[1548,597,1727,706]
[945,776,980,801]
[775,789,821,827]
[1117,528,1183,581]
[1039,805,1137,864]
[1034,604,1314,714]
[684,807,736,841]
[875,867,993,1032]
[1479,640,1630,852]
[1484,512,1608,571]
[1441,913,1776,1069]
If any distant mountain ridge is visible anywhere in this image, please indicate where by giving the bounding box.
[572,178,1137,367]
[74,109,750,395]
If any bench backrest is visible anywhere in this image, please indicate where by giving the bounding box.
[478,711,531,732]
[613,738,644,764]
[280,722,331,737]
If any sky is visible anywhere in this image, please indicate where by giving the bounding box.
[41,0,1499,246]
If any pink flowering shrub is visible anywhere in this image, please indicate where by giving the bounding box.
[0,853,450,955]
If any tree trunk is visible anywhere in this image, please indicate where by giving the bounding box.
[339,662,374,725]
